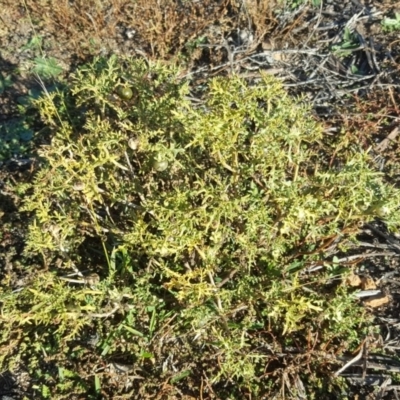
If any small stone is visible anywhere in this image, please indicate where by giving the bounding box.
[361,276,377,290]
[363,294,390,308]
[346,274,362,287]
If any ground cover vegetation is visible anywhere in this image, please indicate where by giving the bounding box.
[1,0,400,399]
[1,54,399,399]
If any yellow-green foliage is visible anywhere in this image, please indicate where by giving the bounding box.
[4,55,400,397]
[25,56,399,263]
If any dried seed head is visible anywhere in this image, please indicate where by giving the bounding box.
[73,182,85,191]
[153,160,169,172]
[128,138,139,150]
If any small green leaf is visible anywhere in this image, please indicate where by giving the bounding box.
[170,369,191,384]
[41,384,51,398]
[140,351,154,359]
[332,256,340,265]
[382,13,400,32]
[149,308,157,335]
[101,344,111,356]
[32,57,63,78]
[94,375,101,394]
[0,74,13,94]
[22,35,43,51]
[121,324,145,337]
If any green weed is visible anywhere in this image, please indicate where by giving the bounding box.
[0,118,34,162]
[382,13,400,32]
[278,0,321,10]
[31,57,63,79]
[0,73,13,95]
[332,27,360,58]
[1,55,399,398]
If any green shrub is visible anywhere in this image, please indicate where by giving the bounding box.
[3,55,400,397]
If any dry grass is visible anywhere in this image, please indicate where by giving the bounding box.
[2,0,280,67]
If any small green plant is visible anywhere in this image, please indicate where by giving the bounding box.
[2,55,400,397]
[184,35,207,54]
[21,35,43,52]
[382,12,400,32]
[332,27,360,57]
[20,0,63,79]
[31,56,63,78]
[0,118,34,162]
[0,72,13,95]
[278,0,321,10]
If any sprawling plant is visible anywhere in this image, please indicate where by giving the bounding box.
[4,55,399,397]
